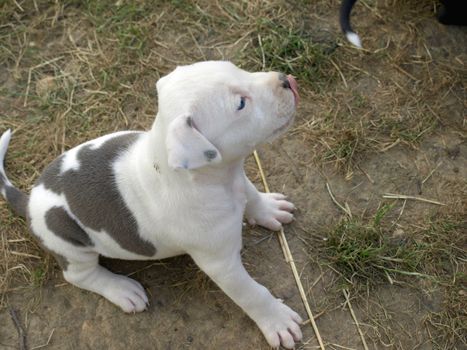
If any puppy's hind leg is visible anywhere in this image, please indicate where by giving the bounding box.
[32,205,149,313]
[63,256,149,313]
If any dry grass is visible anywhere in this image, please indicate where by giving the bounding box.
[286,0,465,174]
[0,0,466,348]
[424,276,467,348]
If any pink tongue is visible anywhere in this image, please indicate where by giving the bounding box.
[287,75,299,105]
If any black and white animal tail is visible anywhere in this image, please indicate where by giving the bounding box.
[339,0,361,48]
[0,130,29,218]
[340,0,467,48]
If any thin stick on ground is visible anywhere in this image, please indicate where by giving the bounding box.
[329,343,358,350]
[330,59,348,89]
[9,308,28,350]
[380,138,400,152]
[301,309,326,325]
[258,34,266,70]
[342,289,369,350]
[326,182,352,218]
[253,150,326,350]
[391,199,407,228]
[126,262,165,277]
[31,329,55,350]
[422,161,442,184]
[382,193,446,206]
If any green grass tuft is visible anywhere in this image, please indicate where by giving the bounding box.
[324,211,465,286]
[31,266,47,287]
[250,18,336,90]
[325,218,418,282]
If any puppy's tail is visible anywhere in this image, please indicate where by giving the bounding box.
[340,0,362,48]
[0,129,29,218]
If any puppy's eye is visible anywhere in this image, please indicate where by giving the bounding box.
[237,96,246,111]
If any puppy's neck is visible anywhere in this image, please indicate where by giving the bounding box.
[190,159,245,186]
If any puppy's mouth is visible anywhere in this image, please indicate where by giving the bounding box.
[270,114,295,139]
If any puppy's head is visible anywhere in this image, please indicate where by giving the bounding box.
[156,61,298,170]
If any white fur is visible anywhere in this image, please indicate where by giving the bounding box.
[64,263,149,313]
[21,61,302,348]
[88,131,136,150]
[346,31,362,48]
[60,147,81,173]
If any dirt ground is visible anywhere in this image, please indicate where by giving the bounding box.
[0,1,466,349]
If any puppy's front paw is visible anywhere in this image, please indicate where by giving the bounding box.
[246,193,295,231]
[256,300,303,349]
[103,275,149,313]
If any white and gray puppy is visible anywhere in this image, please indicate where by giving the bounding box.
[0,61,302,349]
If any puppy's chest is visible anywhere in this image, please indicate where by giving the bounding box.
[232,178,247,208]
[225,174,248,210]
[175,175,247,229]
[191,170,247,211]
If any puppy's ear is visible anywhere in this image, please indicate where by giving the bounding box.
[166,115,222,170]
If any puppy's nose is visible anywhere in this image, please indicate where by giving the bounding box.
[278,73,299,105]
[279,73,291,89]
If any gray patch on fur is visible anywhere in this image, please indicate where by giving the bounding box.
[36,154,63,189]
[45,206,94,247]
[204,150,217,161]
[0,172,29,217]
[36,133,156,257]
